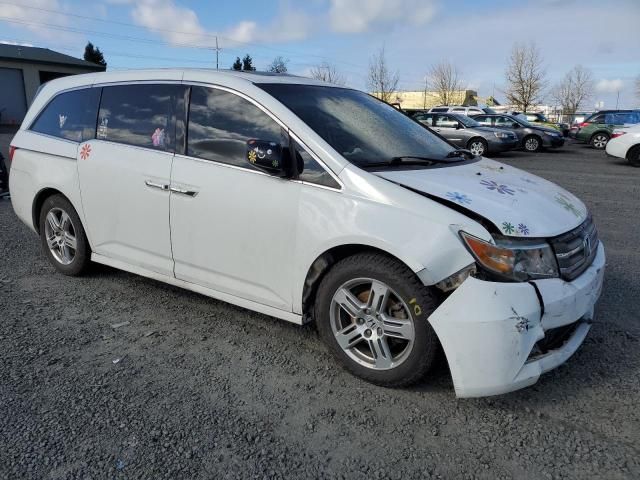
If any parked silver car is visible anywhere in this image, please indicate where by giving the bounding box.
[412,112,518,156]
[471,113,565,152]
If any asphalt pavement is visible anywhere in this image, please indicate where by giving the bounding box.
[0,138,639,479]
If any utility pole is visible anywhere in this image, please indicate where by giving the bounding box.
[615,90,620,109]
[215,36,220,70]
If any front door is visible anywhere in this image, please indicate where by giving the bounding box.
[169,86,300,311]
[77,83,186,276]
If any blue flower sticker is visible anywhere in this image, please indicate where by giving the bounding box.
[517,223,530,235]
[480,179,515,195]
[446,191,472,205]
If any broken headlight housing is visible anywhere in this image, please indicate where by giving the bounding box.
[460,232,559,281]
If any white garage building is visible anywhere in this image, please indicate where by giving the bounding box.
[0,44,105,125]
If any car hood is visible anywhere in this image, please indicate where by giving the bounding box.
[373,158,588,238]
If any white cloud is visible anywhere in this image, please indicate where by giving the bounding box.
[329,0,437,33]
[0,0,71,39]
[0,40,34,46]
[596,78,624,93]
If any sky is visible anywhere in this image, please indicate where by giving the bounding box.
[1,0,639,109]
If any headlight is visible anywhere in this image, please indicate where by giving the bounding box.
[460,232,559,281]
[493,131,511,139]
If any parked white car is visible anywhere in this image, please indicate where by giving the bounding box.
[428,105,487,116]
[605,124,640,167]
[8,70,605,397]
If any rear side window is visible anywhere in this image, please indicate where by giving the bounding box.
[97,84,186,152]
[187,86,286,170]
[31,88,100,142]
[474,115,492,126]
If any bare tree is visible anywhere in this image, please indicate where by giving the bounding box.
[551,65,594,115]
[268,56,289,74]
[367,45,399,103]
[504,42,547,112]
[428,60,464,105]
[309,61,346,85]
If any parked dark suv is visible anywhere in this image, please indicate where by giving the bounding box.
[471,113,565,152]
[412,112,518,156]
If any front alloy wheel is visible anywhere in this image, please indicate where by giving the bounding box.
[524,136,541,152]
[330,278,415,371]
[315,253,439,387]
[468,140,487,157]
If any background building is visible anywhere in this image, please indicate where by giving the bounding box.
[378,89,479,109]
[0,44,105,125]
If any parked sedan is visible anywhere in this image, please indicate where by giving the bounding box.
[605,124,640,167]
[472,113,565,152]
[412,112,518,156]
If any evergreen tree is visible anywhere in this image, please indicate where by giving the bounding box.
[242,54,256,71]
[232,57,242,71]
[83,42,107,67]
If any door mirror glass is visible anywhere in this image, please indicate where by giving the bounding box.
[246,140,288,176]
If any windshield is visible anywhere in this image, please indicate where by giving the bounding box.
[452,114,481,128]
[258,84,455,167]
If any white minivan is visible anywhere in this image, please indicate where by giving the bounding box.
[8,70,605,397]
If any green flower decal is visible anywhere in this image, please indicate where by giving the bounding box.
[271,159,279,168]
[502,221,515,234]
[555,193,582,218]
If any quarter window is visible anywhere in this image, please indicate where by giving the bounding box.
[187,86,285,170]
[293,139,340,188]
[30,87,100,142]
[97,84,185,151]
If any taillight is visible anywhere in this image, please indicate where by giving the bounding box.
[8,145,17,163]
[611,131,626,139]
[577,122,590,128]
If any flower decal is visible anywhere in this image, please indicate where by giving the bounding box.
[502,222,515,234]
[271,159,279,168]
[446,191,472,205]
[248,149,257,163]
[480,179,515,195]
[79,143,91,160]
[517,223,530,235]
[555,193,582,218]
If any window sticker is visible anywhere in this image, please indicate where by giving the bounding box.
[97,117,108,139]
[58,114,67,129]
[151,128,165,147]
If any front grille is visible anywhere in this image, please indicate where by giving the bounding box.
[550,214,599,281]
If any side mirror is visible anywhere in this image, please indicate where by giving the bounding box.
[455,122,461,129]
[246,140,290,177]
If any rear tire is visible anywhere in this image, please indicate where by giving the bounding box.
[314,253,440,387]
[467,138,488,157]
[523,135,541,152]
[627,145,640,167]
[590,132,609,149]
[39,194,91,276]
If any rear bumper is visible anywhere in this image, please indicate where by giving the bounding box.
[428,242,605,398]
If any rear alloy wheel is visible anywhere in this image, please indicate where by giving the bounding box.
[468,139,487,157]
[39,194,91,276]
[627,146,640,167]
[315,253,439,387]
[524,135,541,152]
[591,133,609,149]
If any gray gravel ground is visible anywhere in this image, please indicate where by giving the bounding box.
[1,137,639,479]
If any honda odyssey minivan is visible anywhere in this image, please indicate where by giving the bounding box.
[8,70,605,397]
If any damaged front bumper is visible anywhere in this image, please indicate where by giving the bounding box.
[428,242,605,398]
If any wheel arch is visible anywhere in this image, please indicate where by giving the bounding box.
[32,187,80,234]
[300,244,422,321]
[466,136,487,147]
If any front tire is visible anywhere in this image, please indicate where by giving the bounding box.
[590,132,609,149]
[523,135,541,152]
[39,194,91,276]
[315,253,440,387]
[627,145,640,167]
[467,138,488,157]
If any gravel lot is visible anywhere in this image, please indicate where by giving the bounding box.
[1,136,639,479]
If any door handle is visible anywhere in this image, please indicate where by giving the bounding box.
[145,180,169,191]
[169,186,199,197]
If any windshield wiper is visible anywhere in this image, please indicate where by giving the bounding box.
[446,149,474,159]
[354,155,468,170]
